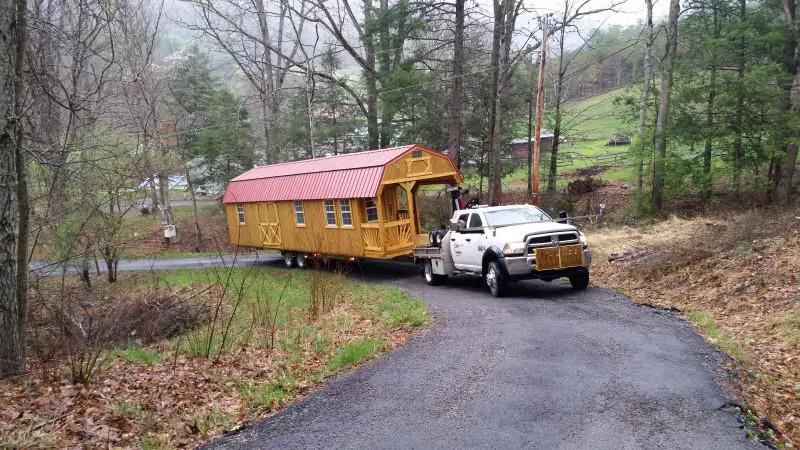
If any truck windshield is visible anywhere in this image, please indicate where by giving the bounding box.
[484,207,550,227]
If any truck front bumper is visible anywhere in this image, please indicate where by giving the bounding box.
[500,247,591,280]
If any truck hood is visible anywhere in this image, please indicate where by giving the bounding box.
[490,221,579,241]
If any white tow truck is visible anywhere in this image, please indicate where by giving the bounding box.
[413,204,591,297]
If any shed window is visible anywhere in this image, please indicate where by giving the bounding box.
[236,204,246,224]
[294,201,305,225]
[324,200,337,226]
[364,198,379,222]
[340,199,353,226]
[412,149,423,158]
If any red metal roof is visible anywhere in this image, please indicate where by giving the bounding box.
[223,145,419,203]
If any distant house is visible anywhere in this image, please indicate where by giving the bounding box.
[508,132,554,159]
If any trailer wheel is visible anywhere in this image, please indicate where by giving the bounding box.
[296,254,308,269]
[283,253,296,268]
[423,260,447,286]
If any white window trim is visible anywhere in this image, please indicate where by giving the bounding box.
[294,200,306,226]
[364,198,379,222]
[324,199,337,227]
[236,203,246,225]
[339,199,353,227]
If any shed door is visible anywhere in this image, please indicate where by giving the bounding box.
[257,202,281,247]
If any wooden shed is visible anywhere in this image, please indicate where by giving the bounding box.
[222,144,463,260]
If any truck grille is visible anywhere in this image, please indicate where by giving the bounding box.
[526,232,580,254]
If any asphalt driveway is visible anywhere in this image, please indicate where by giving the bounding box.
[205,259,757,449]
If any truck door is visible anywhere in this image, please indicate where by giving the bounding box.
[460,213,486,271]
[450,212,471,269]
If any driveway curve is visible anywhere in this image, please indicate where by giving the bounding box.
[208,259,754,449]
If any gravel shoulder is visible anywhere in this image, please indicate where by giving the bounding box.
[205,259,758,449]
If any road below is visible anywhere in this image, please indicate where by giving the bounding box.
[28,253,276,277]
[203,259,757,449]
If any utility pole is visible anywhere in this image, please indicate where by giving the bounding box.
[531,16,548,205]
[527,50,535,198]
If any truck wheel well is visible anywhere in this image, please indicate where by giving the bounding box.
[482,251,499,275]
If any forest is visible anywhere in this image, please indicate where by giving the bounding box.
[0,0,799,446]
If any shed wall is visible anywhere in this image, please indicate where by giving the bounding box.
[226,199,368,257]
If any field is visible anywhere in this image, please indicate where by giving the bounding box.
[462,89,637,199]
[2,265,427,448]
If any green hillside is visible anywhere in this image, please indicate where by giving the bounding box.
[497,88,637,192]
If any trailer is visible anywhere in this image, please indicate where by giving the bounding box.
[222,144,463,265]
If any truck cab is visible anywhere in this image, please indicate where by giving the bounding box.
[414,205,591,297]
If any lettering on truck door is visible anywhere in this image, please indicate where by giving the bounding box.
[460,213,485,271]
[451,212,471,269]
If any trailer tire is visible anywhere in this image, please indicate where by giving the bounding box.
[422,260,447,286]
[296,254,308,269]
[283,253,296,268]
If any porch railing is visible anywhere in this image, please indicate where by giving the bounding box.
[361,219,414,254]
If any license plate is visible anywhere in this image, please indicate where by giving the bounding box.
[535,244,584,271]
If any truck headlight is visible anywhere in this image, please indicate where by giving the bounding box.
[579,231,588,249]
[502,242,526,256]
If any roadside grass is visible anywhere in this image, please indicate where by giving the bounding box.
[688,311,747,361]
[116,345,162,366]
[4,265,429,448]
[326,337,385,372]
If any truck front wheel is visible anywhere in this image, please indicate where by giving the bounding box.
[569,269,590,290]
[423,260,447,286]
[485,261,509,297]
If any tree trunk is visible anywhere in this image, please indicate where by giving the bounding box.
[255,0,278,163]
[703,1,719,202]
[636,0,654,201]
[363,0,379,149]
[651,0,680,212]
[448,0,465,168]
[548,15,568,194]
[186,170,202,252]
[488,0,515,204]
[732,0,746,193]
[486,0,503,203]
[777,0,799,203]
[0,0,26,379]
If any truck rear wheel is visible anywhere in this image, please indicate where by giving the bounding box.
[423,260,447,286]
[485,261,509,297]
[569,269,590,290]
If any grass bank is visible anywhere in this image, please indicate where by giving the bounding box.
[1,265,428,448]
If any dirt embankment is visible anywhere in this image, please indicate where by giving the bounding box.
[589,209,800,446]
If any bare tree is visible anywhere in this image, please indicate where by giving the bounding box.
[651,0,681,212]
[448,0,466,168]
[184,0,306,162]
[0,0,28,378]
[636,0,654,202]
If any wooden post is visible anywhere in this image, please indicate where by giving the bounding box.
[403,181,417,235]
[532,18,548,206]
[376,187,386,253]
